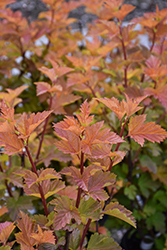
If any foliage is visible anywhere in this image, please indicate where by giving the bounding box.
[0,0,167,249]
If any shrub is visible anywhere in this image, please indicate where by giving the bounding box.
[0,0,167,249]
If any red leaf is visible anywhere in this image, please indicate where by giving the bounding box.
[87,171,116,201]
[128,114,167,146]
[57,186,78,200]
[53,196,81,230]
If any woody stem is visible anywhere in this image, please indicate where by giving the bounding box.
[76,152,84,208]
[35,96,52,164]
[25,145,49,217]
[79,218,92,250]
[108,118,128,171]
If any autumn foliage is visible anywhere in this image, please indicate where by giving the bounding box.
[0,0,167,249]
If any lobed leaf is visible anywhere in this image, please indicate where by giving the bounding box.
[87,170,116,201]
[76,99,94,127]
[0,132,24,155]
[15,211,35,248]
[53,196,81,230]
[87,233,122,250]
[16,111,52,139]
[103,202,136,228]
[31,225,55,245]
[0,222,15,245]
[0,207,8,217]
[128,114,167,146]
[55,130,81,155]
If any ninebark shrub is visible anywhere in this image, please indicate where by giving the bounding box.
[0,0,167,249]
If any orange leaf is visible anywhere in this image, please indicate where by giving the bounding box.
[144,56,167,80]
[104,2,135,21]
[16,111,52,139]
[145,85,167,108]
[81,121,124,156]
[122,94,147,118]
[0,222,15,245]
[53,115,82,136]
[0,206,8,217]
[34,82,62,96]
[96,94,147,120]
[15,211,36,248]
[0,100,14,122]
[0,132,24,155]
[31,225,55,245]
[76,99,94,127]
[128,114,167,146]
[67,73,91,87]
[0,86,28,107]
[96,97,125,121]
[55,130,81,155]
[39,61,73,83]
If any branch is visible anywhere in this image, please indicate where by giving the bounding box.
[141,30,156,83]
[119,23,128,88]
[79,218,92,250]
[76,152,84,208]
[35,96,52,164]
[25,145,49,217]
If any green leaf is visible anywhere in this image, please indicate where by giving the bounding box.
[87,233,122,250]
[0,246,11,250]
[124,185,137,200]
[143,204,156,216]
[154,190,167,208]
[146,212,166,234]
[145,142,162,156]
[79,197,101,221]
[7,196,33,220]
[138,173,159,198]
[69,228,85,250]
[102,69,117,77]
[140,155,157,173]
[103,202,136,228]
[154,166,167,185]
